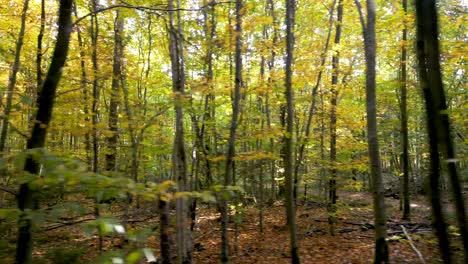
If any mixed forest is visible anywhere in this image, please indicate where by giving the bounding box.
[0,0,466,263]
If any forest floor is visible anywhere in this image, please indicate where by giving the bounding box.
[6,191,466,263]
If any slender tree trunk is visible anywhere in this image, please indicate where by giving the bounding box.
[168,0,192,262]
[188,0,218,228]
[319,89,326,198]
[220,1,243,263]
[15,1,73,263]
[284,0,300,263]
[90,0,100,175]
[399,0,410,221]
[106,10,124,172]
[0,0,30,155]
[36,0,45,89]
[72,3,92,170]
[415,0,468,262]
[328,0,343,236]
[266,0,278,204]
[294,0,336,203]
[355,0,389,262]
[89,0,102,252]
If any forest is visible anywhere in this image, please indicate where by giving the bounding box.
[0,0,466,263]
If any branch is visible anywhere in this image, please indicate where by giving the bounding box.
[138,108,168,140]
[0,185,17,196]
[0,115,28,139]
[43,217,95,231]
[73,1,232,27]
[354,0,366,37]
[56,87,83,97]
[400,225,427,264]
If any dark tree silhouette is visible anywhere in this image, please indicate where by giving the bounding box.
[15,0,73,263]
[415,0,468,262]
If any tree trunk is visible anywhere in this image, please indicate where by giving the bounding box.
[72,3,91,170]
[328,0,343,236]
[106,10,124,172]
[355,0,389,262]
[284,0,300,263]
[0,0,30,155]
[220,0,243,262]
[399,0,410,221]
[168,0,192,262]
[159,197,174,264]
[415,0,468,262]
[90,0,100,175]
[15,1,73,263]
[36,0,45,89]
[265,0,278,204]
[294,0,336,204]
[89,0,103,252]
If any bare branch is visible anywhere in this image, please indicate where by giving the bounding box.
[0,185,17,196]
[73,1,232,27]
[400,225,427,264]
[43,217,95,231]
[138,108,169,140]
[0,115,28,139]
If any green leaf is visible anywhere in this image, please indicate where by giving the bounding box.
[0,208,19,220]
[126,250,143,264]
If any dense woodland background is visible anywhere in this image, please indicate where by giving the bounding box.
[0,0,466,263]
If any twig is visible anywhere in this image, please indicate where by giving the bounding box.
[194,228,217,241]
[73,1,232,26]
[400,225,427,264]
[0,116,28,139]
[43,217,95,231]
[0,185,17,196]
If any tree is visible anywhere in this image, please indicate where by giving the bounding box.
[415,0,468,262]
[284,0,300,263]
[221,0,243,262]
[72,2,92,170]
[15,0,73,263]
[105,10,124,172]
[399,0,410,221]
[328,0,343,236]
[355,0,389,262]
[0,0,30,155]
[168,0,192,262]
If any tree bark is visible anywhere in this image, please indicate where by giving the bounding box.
[415,0,468,262]
[106,10,124,172]
[89,0,103,252]
[284,0,300,263]
[159,197,174,264]
[90,0,100,175]
[36,0,45,89]
[15,1,73,263]
[265,0,278,204]
[220,0,243,263]
[328,0,343,236]
[399,0,410,221]
[355,0,389,262]
[73,2,92,170]
[168,0,192,262]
